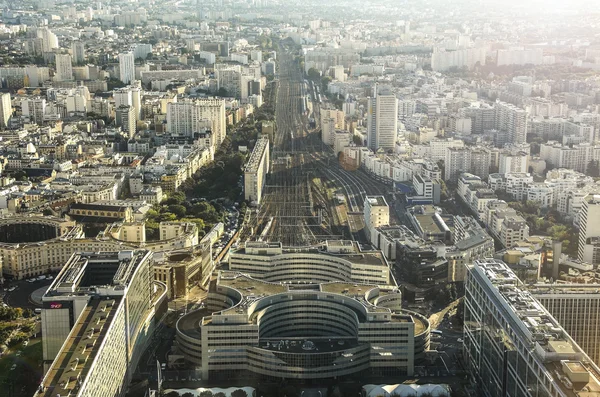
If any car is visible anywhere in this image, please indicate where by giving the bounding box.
[47,275,53,280]
[16,351,21,357]
[10,364,16,371]
[457,338,464,343]
[23,340,28,346]
[7,287,16,292]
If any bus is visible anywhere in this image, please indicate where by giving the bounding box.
[431,329,443,335]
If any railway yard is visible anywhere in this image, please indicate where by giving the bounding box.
[244,43,398,246]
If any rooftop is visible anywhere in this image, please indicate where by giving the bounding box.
[473,259,600,397]
[37,297,122,397]
[365,195,388,207]
[244,137,269,173]
[46,251,151,297]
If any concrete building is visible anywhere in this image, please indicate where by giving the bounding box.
[229,240,390,285]
[367,85,398,151]
[115,105,136,138]
[540,141,600,174]
[176,269,430,380]
[166,99,226,145]
[431,47,487,71]
[499,151,528,174]
[71,40,85,64]
[494,101,528,145]
[531,284,600,367]
[0,93,11,128]
[37,250,167,397]
[54,54,73,82]
[445,147,472,182]
[364,196,389,243]
[118,52,135,84]
[497,47,543,66]
[321,108,345,146]
[578,194,600,265]
[464,259,600,397]
[243,137,270,204]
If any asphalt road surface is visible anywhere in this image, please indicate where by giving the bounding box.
[3,279,52,309]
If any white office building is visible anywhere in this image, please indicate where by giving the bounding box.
[579,194,600,265]
[367,85,398,151]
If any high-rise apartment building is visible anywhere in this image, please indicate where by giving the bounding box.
[367,85,398,151]
[0,93,11,128]
[494,101,528,144]
[71,40,85,64]
[54,54,73,82]
[445,147,472,182]
[320,108,345,145]
[215,65,241,98]
[166,99,226,145]
[118,52,135,84]
[37,250,167,397]
[37,28,59,53]
[116,105,136,138]
[578,194,600,264]
[465,259,600,397]
[22,97,46,125]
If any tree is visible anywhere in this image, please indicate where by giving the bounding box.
[307,67,320,81]
[231,390,247,397]
[216,87,229,97]
[587,160,600,178]
[164,392,179,397]
[352,134,363,146]
[168,204,187,219]
[214,393,226,397]
[163,191,186,205]
[321,76,332,92]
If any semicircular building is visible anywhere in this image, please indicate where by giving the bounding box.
[176,240,430,381]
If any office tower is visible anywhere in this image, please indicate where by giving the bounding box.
[364,196,389,243]
[578,194,600,264]
[0,93,11,128]
[243,137,269,204]
[118,51,135,84]
[37,251,166,397]
[465,259,600,397]
[116,105,136,138]
[367,85,398,151]
[71,40,85,64]
[494,101,528,144]
[531,284,600,367]
[54,54,73,81]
